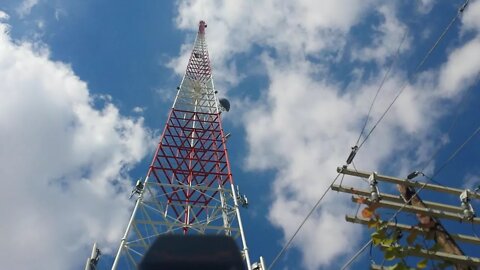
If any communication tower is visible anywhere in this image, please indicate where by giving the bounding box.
[107,20,260,270]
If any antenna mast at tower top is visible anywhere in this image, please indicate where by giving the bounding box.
[105,20,261,270]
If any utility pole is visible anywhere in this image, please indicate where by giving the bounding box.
[396,182,468,269]
[335,166,480,269]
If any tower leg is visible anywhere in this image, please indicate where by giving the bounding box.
[231,183,252,270]
[111,178,146,270]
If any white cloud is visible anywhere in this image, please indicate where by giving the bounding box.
[462,173,480,190]
[172,1,480,269]
[463,0,480,32]
[36,19,45,30]
[417,0,435,14]
[0,21,151,270]
[55,8,67,21]
[16,0,39,17]
[352,4,410,65]
[0,10,9,21]
[438,36,480,97]
[132,106,146,113]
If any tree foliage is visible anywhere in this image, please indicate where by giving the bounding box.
[357,199,454,269]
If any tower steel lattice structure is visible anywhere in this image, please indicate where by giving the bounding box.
[111,21,252,270]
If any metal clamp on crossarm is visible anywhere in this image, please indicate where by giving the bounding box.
[368,172,380,202]
[91,248,101,266]
[236,185,249,208]
[129,179,144,199]
[84,243,101,270]
[252,256,266,270]
[460,189,476,220]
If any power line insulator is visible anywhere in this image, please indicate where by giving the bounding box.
[460,190,475,220]
[407,171,422,180]
[346,145,358,165]
[368,172,380,202]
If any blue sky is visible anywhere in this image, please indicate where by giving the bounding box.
[0,1,480,269]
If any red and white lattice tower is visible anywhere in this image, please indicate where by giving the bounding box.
[111,21,253,270]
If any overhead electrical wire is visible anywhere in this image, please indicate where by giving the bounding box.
[342,240,374,270]
[418,101,463,175]
[267,173,342,270]
[430,124,480,179]
[355,31,409,147]
[355,0,470,152]
[406,77,471,186]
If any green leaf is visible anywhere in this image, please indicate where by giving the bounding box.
[378,220,388,230]
[384,248,397,261]
[368,218,378,229]
[384,246,401,261]
[382,237,395,246]
[371,231,383,246]
[387,262,409,270]
[417,259,428,269]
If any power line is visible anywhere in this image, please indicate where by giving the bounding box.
[341,239,373,270]
[419,99,463,174]
[431,124,480,179]
[407,53,473,185]
[410,0,472,177]
[356,0,469,152]
[355,31,409,147]
[267,173,341,270]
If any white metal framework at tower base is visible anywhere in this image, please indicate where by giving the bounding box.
[110,21,256,270]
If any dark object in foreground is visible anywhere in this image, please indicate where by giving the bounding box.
[139,235,246,270]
